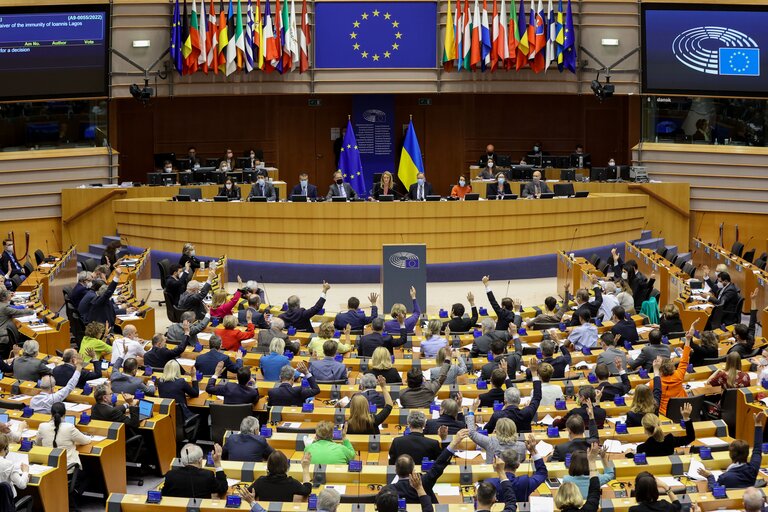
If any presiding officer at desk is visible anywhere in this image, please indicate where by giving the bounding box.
[218,178,241,200]
[290,172,318,200]
[248,176,277,201]
[522,170,551,198]
[486,172,512,199]
[450,175,472,199]
[370,171,403,201]
[408,172,433,201]
[327,171,358,200]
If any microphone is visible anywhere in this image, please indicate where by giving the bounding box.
[259,274,271,306]
[50,229,60,252]
[567,227,579,255]
[743,236,755,260]
[45,240,50,258]
[505,280,511,298]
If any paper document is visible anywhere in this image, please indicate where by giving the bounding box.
[573,361,595,370]
[197,332,212,341]
[86,378,108,387]
[535,440,554,459]
[325,485,347,495]
[697,437,728,447]
[455,450,483,460]
[17,315,38,323]
[432,484,462,496]
[281,422,303,429]
[63,402,90,412]
[175,358,196,367]
[6,452,28,466]
[686,459,709,480]
[657,477,685,490]
[90,435,106,442]
[529,496,555,512]
[539,414,555,426]
[461,397,475,407]
[628,349,642,360]
[602,440,638,453]
[6,395,28,402]
[606,415,627,424]
[227,478,240,487]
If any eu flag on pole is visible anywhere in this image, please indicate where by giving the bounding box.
[314,2,437,68]
[171,0,183,74]
[339,120,367,198]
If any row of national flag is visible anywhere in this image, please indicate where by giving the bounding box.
[171,0,311,76]
[442,0,576,73]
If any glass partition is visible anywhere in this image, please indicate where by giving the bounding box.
[0,99,108,152]
[641,95,766,147]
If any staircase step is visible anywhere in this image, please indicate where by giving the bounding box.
[633,237,664,250]
[77,252,101,264]
[89,244,106,256]
[103,235,121,245]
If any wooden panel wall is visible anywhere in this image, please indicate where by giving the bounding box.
[112,94,630,195]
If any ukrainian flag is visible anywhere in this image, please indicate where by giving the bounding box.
[397,120,424,190]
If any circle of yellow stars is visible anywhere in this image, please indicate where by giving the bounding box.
[338,144,363,178]
[350,9,402,62]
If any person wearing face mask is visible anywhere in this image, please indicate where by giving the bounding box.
[222,148,236,170]
[407,172,434,201]
[477,160,495,180]
[290,172,318,200]
[218,178,242,200]
[69,271,93,308]
[450,175,472,199]
[522,170,551,198]
[570,144,591,169]
[530,142,545,156]
[706,271,742,326]
[248,175,277,201]
[486,172,512,199]
[161,160,174,173]
[179,243,201,271]
[479,144,497,167]
[326,170,358,200]
[1,239,26,289]
[245,149,267,171]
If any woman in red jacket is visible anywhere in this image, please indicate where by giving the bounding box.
[217,313,256,351]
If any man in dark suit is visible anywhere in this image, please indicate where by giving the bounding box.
[486,173,512,199]
[708,271,742,326]
[86,270,127,325]
[549,413,599,462]
[443,292,478,333]
[525,339,571,380]
[609,306,639,344]
[521,170,551,198]
[326,171,358,200]
[290,172,318,200]
[424,398,466,435]
[356,374,386,408]
[480,338,522,381]
[91,384,140,436]
[392,430,467,503]
[267,361,321,407]
[486,360,542,434]
[358,317,407,357]
[594,361,630,402]
[247,177,277,201]
[628,329,670,371]
[278,281,329,332]
[482,276,518,331]
[237,295,269,328]
[567,278,603,327]
[162,443,228,498]
[52,348,103,389]
[388,410,444,464]
[1,239,26,288]
[144,332,191,369]
[178,273,213,321]
[195,334,244,378]
[570,144,591,169]
[222,416,275,462]
[69,271,92,308]
[407,173,434,201]
[205,365,261,405]
[334,293,378,331]
[554,386,606,430]
[478,368,510,407]
[164,262,191,306]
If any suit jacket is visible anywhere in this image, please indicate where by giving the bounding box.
[267,376,321,407]
[392,445,454,503]
[525,346,572,380]
[371,183,404,200]
[470,330,511,357]
[478,387,507,407]
[596,346,628,374]
[326,182,357,200]
[550,418,600,461]
[222,432,275,462]
[424,414,466,435]
[237,308,268,328]
[217,185,241,200]
[444,307,478,333]
[408,181,435,200]
[143,336,190,369]
[178,254,200,271]
[52,362,102,389]
[162,465,229,498]
[710,283,741,326]
[611,319,639,344]
[358,329,407,358]
[0,303,33,343]
[357,389,385,408]
[486,380,542,433]
[178,282,212,320]
[91,402,140,432]
[195,350,243,379]
[309,358,348,382]
[69,283,89,308]
[87,279,123,325]
[399,362,450,409]
[166,316,210,344]
[486,182,513,198]
[278,295,326,332]
[158,378,200,410]
[486,290,517,331]
[290,183,318,199]
[557,405,607,430]
[334,308,378,331]
[521,180,552,198]
[164,272,190,306]
[388,432,442,465]
[205,378,260,405]
[629,344,671,371]
[0,251,25,279]
[569,286,603,326]
[256,328,290,353]
[596,373,630,402]
[13,355,52,382]
[248,182,277,201]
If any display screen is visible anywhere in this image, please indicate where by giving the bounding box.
[0,5,109,101]
[642,4,768,97]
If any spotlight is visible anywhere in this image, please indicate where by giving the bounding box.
[129,78,153,104]
[591,74,614,101]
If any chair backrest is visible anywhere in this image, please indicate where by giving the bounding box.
[588,253,600,267]
[157,258,171,290]
[82,258,97,272]
[209,403,254,445]
[665,395,704,422]
[721,388,740,436]
[742,248,755,263]
[700,356,726,365]
[731,241,744,258]
[22,261,34,275]
[0,482,15,511]
[34,249,45,265]
[682,262,695,278]
[163,291,181,323]
[735,297,745,319]
[755,258,767,271]
[656,246,668,259]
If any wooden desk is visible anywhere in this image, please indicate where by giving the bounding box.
[12,445,67,512]
[17,247,78,315]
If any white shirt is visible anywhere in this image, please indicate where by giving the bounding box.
[339,184,346,197]
[111,337,148,364]
[540,383,563,407]
[0,457,28,497]
[418,184,424,200]
[37,421,92,470]
[597,293,620,321]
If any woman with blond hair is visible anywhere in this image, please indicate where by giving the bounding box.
[420,319,448,358]
[635,404,695,457]
[626,379,661,428]
[369,346,401,383]
[658,304,684,337]
[615,279,635,315]
[307,322,351,358]
[467,410,526,463]
[428,347,467,385]
[370,171,403,200]
[216,313,255,352]
[383,286,421,334]
[179,243,200,270]
[157,359,199,419]
[346,375,393,435]
[706,351,750,389]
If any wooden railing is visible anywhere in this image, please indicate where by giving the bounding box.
[62,189,127,225]
[627,183,689,218]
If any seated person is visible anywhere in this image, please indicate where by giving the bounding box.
[658,304,684,337]
[248,176,277,201]
[471,318,512,357]
[216,313,255,352]
[485,442,545,503]
[178,273,214,321]
[290,172,318,199]
[550,410,599,462]
[206,365,261,405]
[570,144,591,168]
[399,362,450,409]
[303,422,355,464]
[428,347,467,385]
[237,295,269,328]
[610,306,639,344]
[629,329,670,371]
[1,239,27,289]
[596,333,628,375]
[450,175,472,199]
[486,172,512,199]
[245,149,266,170]
[346,380,394,435]
[162,443,228,498]
[78,321,113,363]
[635,404,695,457]
[53,348,102,389]
[186,146,200,169]
[278,281,329,333]
[13,340,51,382]
[706,351,750,389]
[31,361,82,413]
[222,148,236,171]
[308,340,348,382]
[594,360,630,402]
[559,310,598,352]
[333,293,378,331]
[222,416,274,462]
[477,162,495,180]
[91,384,140,435]
[144,332,191,370]
[529,338,571,379]
[307,322,352,358]
[383,286,420,334]
[111,357,156,395]
[554,386,606,430]
[523,296,563,330]
[178,243,201,271]
[521,170,551,198]
[260,338,292,381]
[218,178,241,200]
[388,410,443,464]
[359,316,407,357]
[370,171,403,200]
[407,173,434,201]
[563,448,614,501]
[326,171,357,200]
[479,144,496,167]
[194,334,244,378]
[424,398,465,435]
[697,412,764,490]
[486,359,542,434]
[37,402,92,475]
[111,324,148,364]
[250,451,312,501]
[539,362,563,406]
[652,337,690,416]
[443,292,478,333]
[266,362,321,407]
[0,433,28,499]
[478,368,511,407]
[355,372,387,407]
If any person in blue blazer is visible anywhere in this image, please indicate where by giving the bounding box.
[289,172,319,200]
[194,334,244,379]
[333,292,378,331]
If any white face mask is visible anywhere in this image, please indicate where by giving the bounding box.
[459,180,466,187]
[621,271,628,280]
[226,184,232,189]
[189,250,196,257]
[257,179,265,186]
[497,177,505,184]
[488,162,494,168]
[717,281,724,289]
[608,161,616,167]
[300,179,308,186]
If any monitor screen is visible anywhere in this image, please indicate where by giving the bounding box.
[0,5,110,101]
[642,4,768,96]
[139,399,153,418]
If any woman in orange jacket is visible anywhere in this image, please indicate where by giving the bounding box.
[651,334,691,416]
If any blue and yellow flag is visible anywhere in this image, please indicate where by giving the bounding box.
[339,120,367,197]
[397,120,424,190]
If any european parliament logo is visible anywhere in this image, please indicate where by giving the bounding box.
[389,252,419,269]
[672,26,759,76]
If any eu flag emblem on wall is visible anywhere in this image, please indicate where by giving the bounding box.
[315,2,437,68]
[719,48,760,76]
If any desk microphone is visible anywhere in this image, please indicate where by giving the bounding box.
[505,280,511,298]
[743,236,755,259]
[45,239,50,258]
[691,212,707,260]
[567,227,579,255]
[50,229,60,252]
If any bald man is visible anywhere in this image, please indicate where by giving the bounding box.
[743,487,765,512]
[479,144,497,167]
[522,170,551,198]
[111,324,148,364]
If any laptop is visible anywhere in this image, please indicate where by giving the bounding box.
[378,194,394,202]
[539,192,555,199]
[248,196,267,202]
[138,399,154,421]
[331,196,348,202]
[574,191,589,198]
[501,194,518,200]
[174,195,192,202]
[425,195,441,202]
[64,416,76,425]
[291,194,308,202]
[213,196,229,202]
[464,193,480,201]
